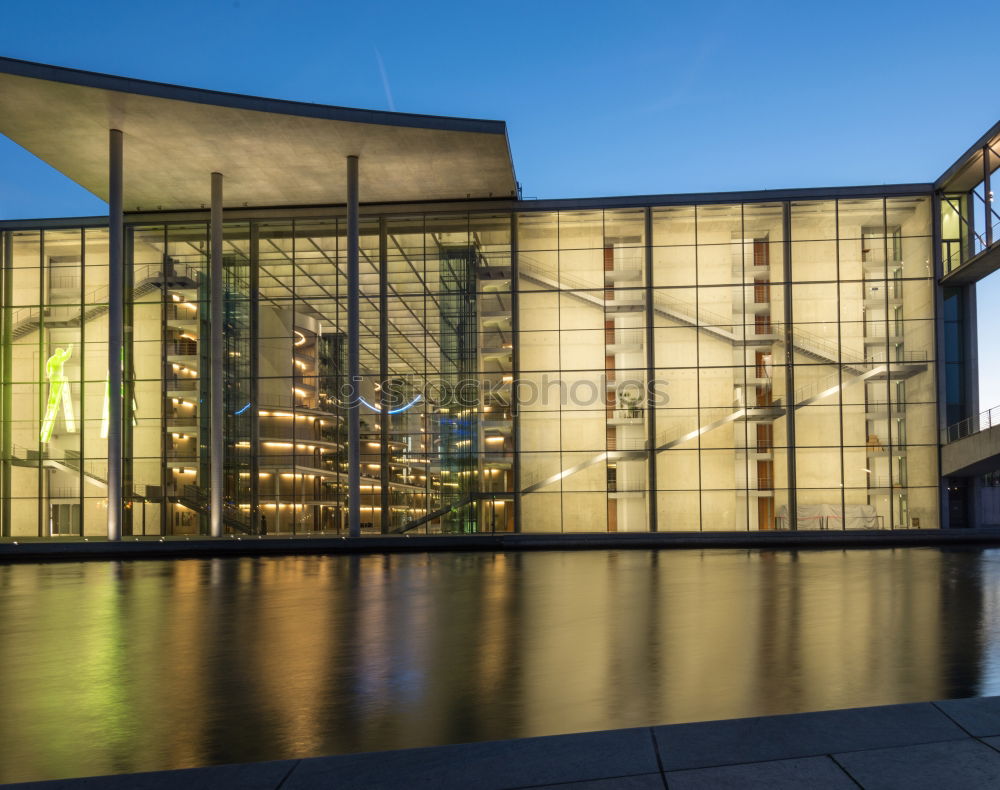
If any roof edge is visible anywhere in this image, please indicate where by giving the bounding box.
[0,56,508,135]
[0,184,935,227]
[935,119,1000,191]
[517,183,935,210]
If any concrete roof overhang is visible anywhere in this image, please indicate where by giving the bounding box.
[0,57,517,211]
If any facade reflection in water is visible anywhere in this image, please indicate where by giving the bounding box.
[0,548,994,782]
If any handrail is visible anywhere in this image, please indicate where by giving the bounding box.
[8,263,193,333]
[942,404,1000,444]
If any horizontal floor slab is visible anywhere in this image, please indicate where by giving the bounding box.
[4,528,1000,562]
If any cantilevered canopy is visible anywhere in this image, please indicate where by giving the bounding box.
[0,57,517,210]
[936,119,1000,192]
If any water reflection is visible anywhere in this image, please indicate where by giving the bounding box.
[0,548,998,783]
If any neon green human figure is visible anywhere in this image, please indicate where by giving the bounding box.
[40,345,76,443]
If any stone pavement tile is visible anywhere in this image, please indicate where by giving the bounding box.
[282,728,658,790]
[653,702,965,772]
[834,738,1000,790]
[665,756,857,790]
[518,774,663,790]
[980,735,1000,753]
[935,697,1000,736]
[0,760,298,790]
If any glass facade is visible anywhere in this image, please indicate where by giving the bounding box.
[0,194,939,536]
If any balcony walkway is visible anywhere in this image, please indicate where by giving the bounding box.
[941,405,1000,477]
[8,696,1000,788]
[940,235,1000,285]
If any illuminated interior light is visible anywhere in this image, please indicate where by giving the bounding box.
[357,394,423,414]
[293,330,307,346]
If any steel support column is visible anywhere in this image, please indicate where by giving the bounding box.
[985,145,994,247]
[1,233,10,537]
[209,172,224,537]
[107,129,124,541]
[249,222,261,534]
[378,216,390,533]
[346,155,361,538]
[510,212,522,532]
[644,207,658,532]
[781,202,798,530]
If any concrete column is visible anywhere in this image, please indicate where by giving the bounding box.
[347,155,361,538]
[107,129,124,541]
[210,172,224,537]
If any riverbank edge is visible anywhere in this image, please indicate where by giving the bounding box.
[6,695,1000,788]
[3,528,1000,561]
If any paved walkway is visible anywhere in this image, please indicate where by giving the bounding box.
[9,696,1000,788]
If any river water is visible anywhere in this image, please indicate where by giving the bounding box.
[1,548,999,783]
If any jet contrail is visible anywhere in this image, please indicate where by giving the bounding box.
[374,47,395,111]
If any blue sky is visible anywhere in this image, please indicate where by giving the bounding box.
[0,0,997,405]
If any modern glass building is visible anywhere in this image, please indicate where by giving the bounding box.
[0,57,997,538]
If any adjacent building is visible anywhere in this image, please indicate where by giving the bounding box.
[0,57,996,538]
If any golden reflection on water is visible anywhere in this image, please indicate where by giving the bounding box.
[0,548,994,783]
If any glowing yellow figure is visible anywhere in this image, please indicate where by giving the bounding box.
[40,345,76,443]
